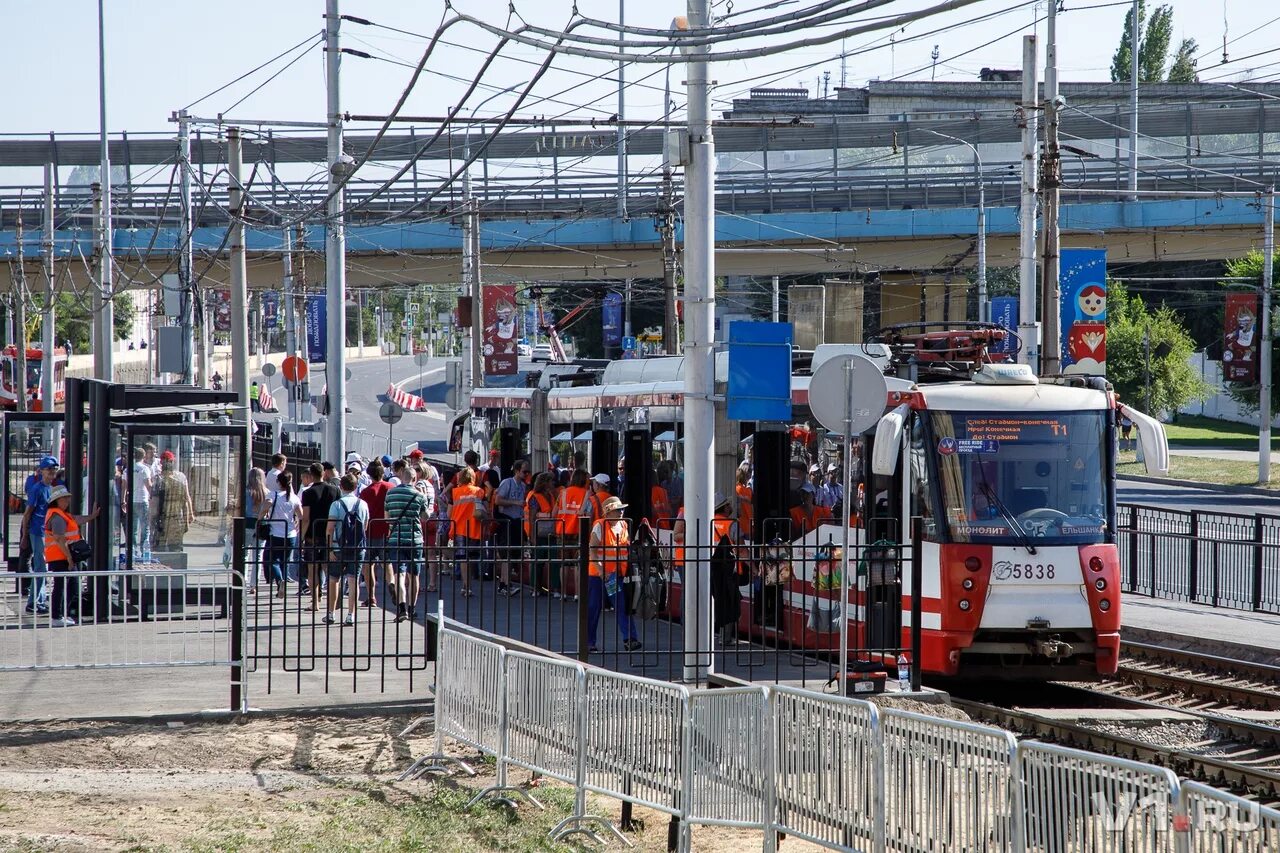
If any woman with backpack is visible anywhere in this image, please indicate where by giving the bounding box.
[324,473,369,626]
[258,470,303,598]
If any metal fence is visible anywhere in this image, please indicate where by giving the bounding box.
[416,615,1270,853]
[1118,504,1280,613]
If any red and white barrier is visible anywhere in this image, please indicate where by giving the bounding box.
[386,384,426,411]
[257,387,277,413]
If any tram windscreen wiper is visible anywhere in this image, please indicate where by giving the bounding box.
[978,479,1037,556]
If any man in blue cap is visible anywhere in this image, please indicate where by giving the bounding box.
[20,456,61,614]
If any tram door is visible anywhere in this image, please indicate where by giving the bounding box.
[862,432,903,652]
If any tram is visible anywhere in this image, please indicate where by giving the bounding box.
[465,324,1168,680]
[0,347,67,411]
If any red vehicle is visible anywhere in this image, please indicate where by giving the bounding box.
[0,347,67,411]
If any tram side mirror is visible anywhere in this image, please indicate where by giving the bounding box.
[871,403,911,476]
[1120,404,1170,476]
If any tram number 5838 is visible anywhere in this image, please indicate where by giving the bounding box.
[992,561,1056,581]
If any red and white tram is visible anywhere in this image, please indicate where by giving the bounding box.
[0,347,67,411]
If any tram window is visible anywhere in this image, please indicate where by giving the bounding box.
[908,417,935,536]
[0,360,11,391]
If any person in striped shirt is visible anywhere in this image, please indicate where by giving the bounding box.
[383,464,430,623]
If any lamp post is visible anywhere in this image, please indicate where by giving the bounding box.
[923,129,987,322]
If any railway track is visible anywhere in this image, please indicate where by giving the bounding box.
[1110,641,1280,713]
[952,691,1280,804]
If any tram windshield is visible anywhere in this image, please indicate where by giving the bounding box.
[928,410,1110,545]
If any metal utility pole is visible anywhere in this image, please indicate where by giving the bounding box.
[471,205,484,385]
[283,226,297,422]
[616,0,628,219]
[1040,5,1062,375]
[14,207,28,412]
[660,167,679,354]
[228,128,250,419]
[324,0,349,463]
[177,109,195,384]
[771,275,780,322]
[624,278,633,338]
[1017,35,1040,370]
[1260,186,1275,484]
[682,0,715,683]
[42,163,57,429]
[95,0,113,383]
[1129,0,1140,201]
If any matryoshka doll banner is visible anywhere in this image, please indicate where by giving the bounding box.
[1059,248,1108,375]
[482,283,519,376]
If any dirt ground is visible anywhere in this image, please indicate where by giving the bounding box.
[0,696,965,852]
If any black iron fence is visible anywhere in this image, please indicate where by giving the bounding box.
[1117,503,1280,613]
[233,514,916,694]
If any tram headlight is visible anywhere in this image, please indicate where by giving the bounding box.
[1094,578,1106,591]
[1098,598,1111,612]
[1089,556,1104,573]
[964,556,982,572]
[962,578,975,591]
[958,599,971,612]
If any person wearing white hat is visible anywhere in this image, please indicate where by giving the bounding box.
[587,495,640,652]
[587,472,614,525]
[816,464,843,509]
[44,485,100,627]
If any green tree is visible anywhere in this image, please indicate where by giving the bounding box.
[1220,250,1280,417]
[51,291,135,352]
[1106,280,1208,414]
[1167,37,1199,83]
[1110,1,1176,84]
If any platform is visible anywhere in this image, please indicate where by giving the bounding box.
[1122,594,1280,663]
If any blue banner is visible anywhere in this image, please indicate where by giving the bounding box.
[727,321,793,422]
[990,296,1019,355]
[1059,248,1108,375]
[305,295,327,362]
[262,291,279,331]
[602,292,623,348]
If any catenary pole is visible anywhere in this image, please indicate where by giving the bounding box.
[228,128,250,423]
[617,0,628,220]
[771,275,780,322]
[1129,0,1140,201]
[42,163,58,439]
[283,226,297,422]
[1260,186,1275,484]
[683,0,715,683]
[94,0,114,382]
[324,0,349,463]
[1040,2,1062,375]
[1017,35,1040,370]
[14,206,27,412]
[178,109,195,384]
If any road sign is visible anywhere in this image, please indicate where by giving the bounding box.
[379,401,405,426]
[345,367,353,381]
[807,354,886,436]
[407,301,420,316]
[281,355,308,383]
[415,352,431,367]
[261,362,277,377]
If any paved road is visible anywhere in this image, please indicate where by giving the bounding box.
[1117,479,1280,517]
[346,354,452,454]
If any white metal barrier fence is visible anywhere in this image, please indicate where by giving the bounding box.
[413,616,1275,853]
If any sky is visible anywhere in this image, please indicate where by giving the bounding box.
[2,0,1274,142]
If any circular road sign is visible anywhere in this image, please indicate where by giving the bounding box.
[415,351,432,367]
[379,401,405,426]
[261,362,277,377]
[807,353,887,436]
[281,355,309,383]
[345,367,353,382]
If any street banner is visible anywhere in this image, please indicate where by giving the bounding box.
[602,291,623,348]
[525,302,537,340]
[212,290,232,332]
[1223,292,1259,383]
[482,283,518,375]
[262,291,279,331]
[990,296,1019,356]
[305,295,327,362]
[1059,248,1108,375]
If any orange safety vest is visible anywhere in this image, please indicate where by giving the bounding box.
[449,485,485,541]
[672,506,685,568]
[736,484,753,537]
[651,484,672,525]
[790,504,833,536]
[524,491,554,539]
[588,518,630,577]
[589,488,612,523]
[555,485,588,537]
[712,514,748,576]
[43,506,81,564]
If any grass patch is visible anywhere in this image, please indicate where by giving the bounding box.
[181,783,583,853]
[1162,414,1280,449]
[1119,450,1278,488]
